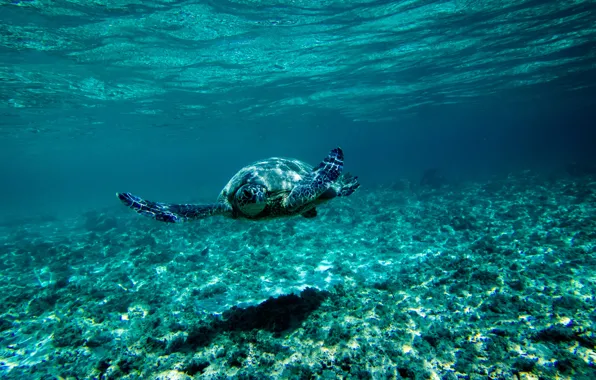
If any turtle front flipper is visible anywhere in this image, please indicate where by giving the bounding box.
[284,147,344,212]
[117,192,231,223]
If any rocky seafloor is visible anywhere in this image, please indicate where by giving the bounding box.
[1,170,595,379]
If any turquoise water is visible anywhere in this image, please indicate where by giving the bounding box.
[1,0,596,378]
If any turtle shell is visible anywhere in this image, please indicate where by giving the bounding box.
[217,157,313,207]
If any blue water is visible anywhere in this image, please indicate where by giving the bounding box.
[1,0,596,378]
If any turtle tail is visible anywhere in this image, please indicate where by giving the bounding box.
[116,192,230,223]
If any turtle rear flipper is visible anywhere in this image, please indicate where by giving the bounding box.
[338,173,360,197]
[117,192,231,223]
[301,207,318,218]
[284,147,344,211]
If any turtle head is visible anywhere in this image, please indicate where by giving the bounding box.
[234,184,267,217]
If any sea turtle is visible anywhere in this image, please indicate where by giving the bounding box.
[117,147,360,223]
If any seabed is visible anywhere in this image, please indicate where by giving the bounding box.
[1,171,595,379]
